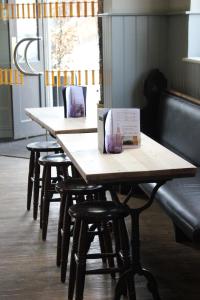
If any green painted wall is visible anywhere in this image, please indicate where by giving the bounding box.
[0,20,13,139]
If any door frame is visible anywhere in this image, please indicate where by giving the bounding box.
[8,0,46,139]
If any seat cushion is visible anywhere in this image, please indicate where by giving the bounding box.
[139,168,200,243]
[157,93,200,166]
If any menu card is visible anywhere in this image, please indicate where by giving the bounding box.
[98,108,141,153]
[111,109,140,148]
[63,86,86,118]
[97,108,110,153]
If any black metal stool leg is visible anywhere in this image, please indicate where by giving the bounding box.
[57,191,66,267]
[56,165,62,182]
[42,165,51,241]
[74,220,88,300]
[62,165,70,180]
[61,193,73,283]
[40,166,46,229]
[113,220,123,268]
[68,219,81,300]
[33,152,40,220]
[27,151,35,211]
[102,221,115,277]
[97,224,107,265]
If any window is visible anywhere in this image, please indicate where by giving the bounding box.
[183,0,200,64]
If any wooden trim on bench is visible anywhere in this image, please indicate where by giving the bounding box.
[167,89,200,106]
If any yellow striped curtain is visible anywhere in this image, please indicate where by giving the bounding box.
[0,1,98,20]
[45,70,99,87]
[0,69,24,85]
[0,69,100,86]
[0,1,100,86]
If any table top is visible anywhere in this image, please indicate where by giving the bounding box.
[25,107,97,136]
[57,132,197,184]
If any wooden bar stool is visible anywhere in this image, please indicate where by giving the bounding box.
[26,141,62,220]
[68,201,130,300]
[38,153,73,241]
[55,180,108,283]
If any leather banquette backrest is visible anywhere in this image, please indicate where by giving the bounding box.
[157,92,200,166]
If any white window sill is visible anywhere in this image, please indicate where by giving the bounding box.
[182,57,200,64]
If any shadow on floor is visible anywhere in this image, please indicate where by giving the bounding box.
[0,135,54,159]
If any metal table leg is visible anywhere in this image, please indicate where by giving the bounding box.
[110,181,166,300]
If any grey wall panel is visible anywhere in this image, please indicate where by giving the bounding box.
[103,12,200,109]
[112,17,125,107]
[0,22,10,67]
[0,21,12,139]
[102,16,112,107]
[0,86,12,139]
[134,17,148,108]
[167,16,188,92]
[123,17,137,108]
[103,15,168,108]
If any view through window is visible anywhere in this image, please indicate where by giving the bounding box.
[46,3,100,115]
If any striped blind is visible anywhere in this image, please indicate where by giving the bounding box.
[45,69,99,86]
[0,69,24,85]
[0,1,98,20]
[0,69,101,86]
[0,1,101,86]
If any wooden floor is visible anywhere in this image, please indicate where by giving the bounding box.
[1,156,200,300]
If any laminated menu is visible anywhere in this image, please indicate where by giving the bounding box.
[98,108,141,153]
[63,85,86,118]
[97,108,110,153]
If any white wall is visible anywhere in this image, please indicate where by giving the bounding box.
[190,0,200,11]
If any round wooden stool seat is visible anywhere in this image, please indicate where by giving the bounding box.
[55,181,105,280]
[69,201,129,222]
[56,180,103,195]
[38,153,71,167]
[26,141,61,152]
[26,140,62,220]
[67,200,130,300]
[39,153,73,241]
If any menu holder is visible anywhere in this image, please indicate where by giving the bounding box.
[98,108,141,153]
[97,108,110,153]
[62,85,87,118]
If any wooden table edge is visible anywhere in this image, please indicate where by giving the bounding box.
[57,132,197,184]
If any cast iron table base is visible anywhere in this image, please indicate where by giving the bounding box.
[111,181,166,300]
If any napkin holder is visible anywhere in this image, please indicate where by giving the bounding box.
[62,86,87,118]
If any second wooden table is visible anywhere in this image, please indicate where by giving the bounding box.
[25,106,97,137]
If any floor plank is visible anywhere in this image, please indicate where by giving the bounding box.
[0,156,200,299]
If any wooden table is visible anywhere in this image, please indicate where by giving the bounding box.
[57,132,196,300]
[25,107,97,136]
[57,132,196,184]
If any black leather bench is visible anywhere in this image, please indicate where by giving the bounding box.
[140,92,200,245]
